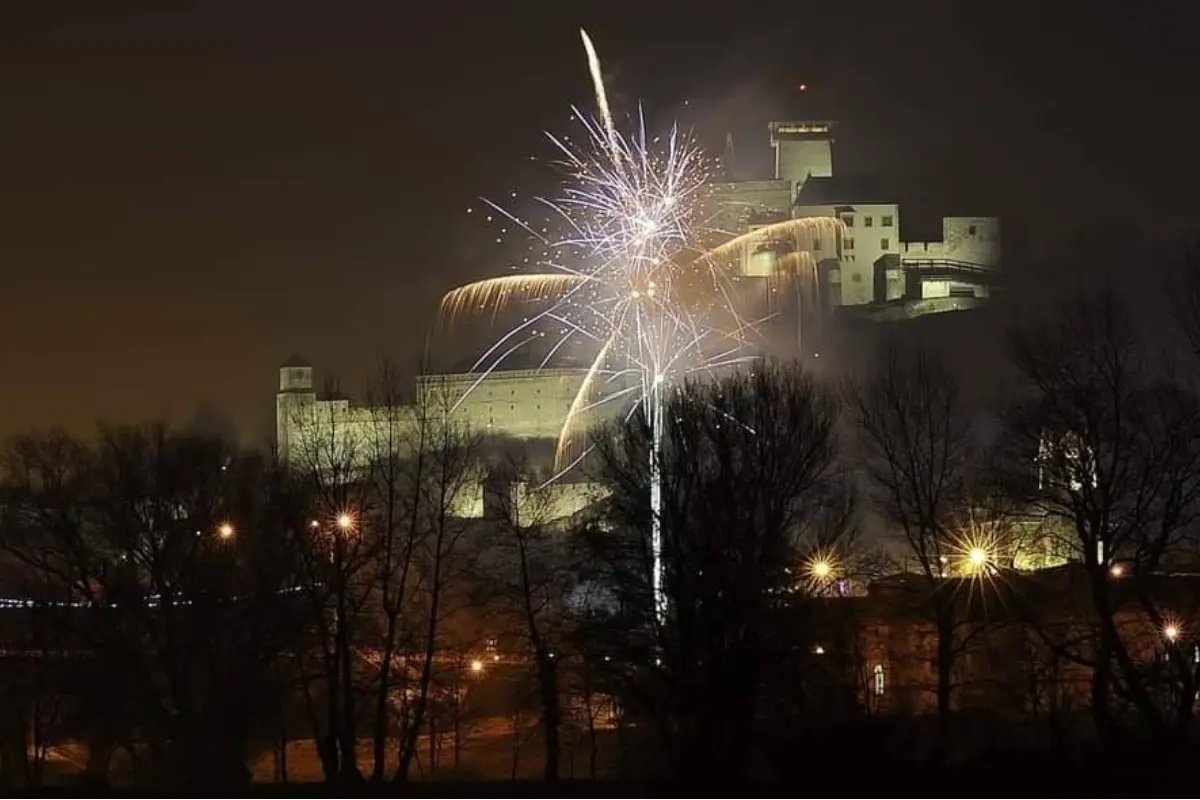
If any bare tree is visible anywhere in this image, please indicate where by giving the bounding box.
[846,340,1001,749]
[285,387,377,783]
[359,363,421,782]
[586,360,850,780]
[999,288,1200,748]
[392,383,479,783]
[0,425,298,787]
[484,461,574,781]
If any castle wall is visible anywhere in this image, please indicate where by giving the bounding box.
[900,216,1001,269]
[416,368,603,441]
[277,367,614,521]
[797,203,901,306]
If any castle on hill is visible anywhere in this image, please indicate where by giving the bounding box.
[276,118,1002,508]
[712,119,1000,321]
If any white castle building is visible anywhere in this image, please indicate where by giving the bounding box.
[711,120,1001,320]
[275,357,604,520]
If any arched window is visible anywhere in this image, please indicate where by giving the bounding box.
[873,664,885,697]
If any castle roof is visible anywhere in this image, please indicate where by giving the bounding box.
[795,174,896,206]
[281,354,312,369]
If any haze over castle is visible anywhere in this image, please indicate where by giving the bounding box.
[277,118,1002,510]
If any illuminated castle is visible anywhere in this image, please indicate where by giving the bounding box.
[276,119,1000,509]
[711,120,1001,320]
[275,357,604,520]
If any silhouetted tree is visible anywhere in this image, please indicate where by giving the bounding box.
[287,385,376,784]
[584,361,851,780]
[999,288,1200,748]
[846,341,1008,752]
[0,425,300,787]
[484,461,578,781]
[392,382,479,783]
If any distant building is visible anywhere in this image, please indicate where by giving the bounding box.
[275,358,605,521]
[711,120,1000,321]
[848,565,1200,718]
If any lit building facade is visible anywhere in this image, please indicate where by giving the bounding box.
[710,120,1001,320]
[275,358,606,521]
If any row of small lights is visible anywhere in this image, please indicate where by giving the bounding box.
[212,511,358,543]
[0,513,368,609]
[808,551,1188,647]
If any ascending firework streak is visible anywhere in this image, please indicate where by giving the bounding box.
[437,29,842,622]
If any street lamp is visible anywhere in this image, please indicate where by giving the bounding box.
[336,512,355,533]
[1165,623,1181,642]
[967,547,989,571]
[804,549,839,592]
[470,659,484,674]
[217,522,235,540]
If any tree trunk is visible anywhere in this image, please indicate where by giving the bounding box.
[394,543,443,782]
[536,655,561,782]
[509,706,521,781]
[371,615,397,781]
[1091,638,1115,748]
[336,583,359,782]
[453,672,462,769]
[935,604,954,757]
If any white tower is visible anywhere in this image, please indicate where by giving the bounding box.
[769,120,835,200]
[276,356,315,465]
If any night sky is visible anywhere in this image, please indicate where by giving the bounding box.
[2,1,1195,443]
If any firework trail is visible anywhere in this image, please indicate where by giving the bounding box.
[580,28,619,165]
[438,33,843,475]
[438,29,844,620]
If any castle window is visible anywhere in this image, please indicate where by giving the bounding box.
[864,216,873,228]
[968,225,977,236]
[812,238,821,251]
[882,215,894,227]
[845,238,854,250]
[842,215,854,227]
[873,664,885,696]
[851,273,862,283]
[881,238,890,250]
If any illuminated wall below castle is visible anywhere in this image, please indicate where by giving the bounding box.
[276,364,611,521]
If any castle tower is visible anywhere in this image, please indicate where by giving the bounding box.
[769,120,836,200]
[276,355,316,465]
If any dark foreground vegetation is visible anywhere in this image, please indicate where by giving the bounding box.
[4,249,1200,790]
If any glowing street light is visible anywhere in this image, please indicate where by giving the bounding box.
[336,512,355,533]
[470,659,484,674]
[217,522,235,540]
[811,560,832,580]
[1110,564,1125,578]
[967,547,989,570]
[1164,623,1181,642]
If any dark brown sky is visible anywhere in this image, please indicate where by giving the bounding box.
[1,1,1195,442]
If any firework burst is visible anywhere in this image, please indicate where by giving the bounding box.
[440,31,842,478]
[438,31,844,618]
